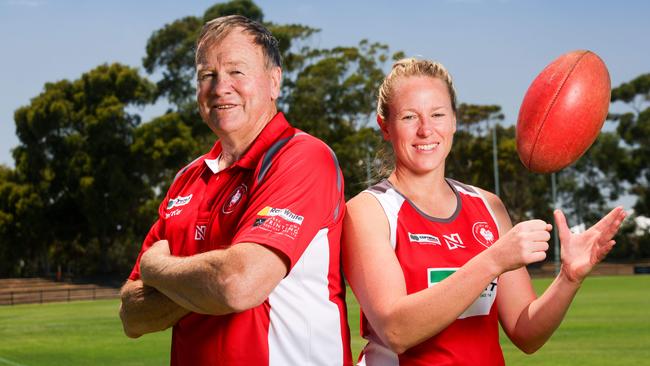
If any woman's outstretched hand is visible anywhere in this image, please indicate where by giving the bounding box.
[555,207,627,283]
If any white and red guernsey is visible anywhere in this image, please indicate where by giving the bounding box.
[358,179,504,366]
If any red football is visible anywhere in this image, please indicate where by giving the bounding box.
[516,50,611,173]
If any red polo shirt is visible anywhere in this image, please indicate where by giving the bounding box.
[129,113,352,365]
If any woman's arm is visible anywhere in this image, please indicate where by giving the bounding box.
[495,190,626,353]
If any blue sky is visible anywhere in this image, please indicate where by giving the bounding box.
[1,0,649,169]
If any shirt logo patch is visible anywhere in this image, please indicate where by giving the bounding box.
[253,206,303,239]
[223,184,247,214]
[195,225,206,241]
[256,206,304,225]
[408,232,441,245]
[167,194,193,210]
[427,268,497,319]
[443,233,465,250]
[473,222,495,248]
[165,209,183,219]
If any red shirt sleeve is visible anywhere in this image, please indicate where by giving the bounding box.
[127,218,165,281]
[232,137,344,270]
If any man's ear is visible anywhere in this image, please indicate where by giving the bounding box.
[270,66,282,101]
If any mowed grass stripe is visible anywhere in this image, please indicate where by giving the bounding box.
[0,276,648,365]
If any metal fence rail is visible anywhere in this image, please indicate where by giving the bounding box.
[0,285,120,306]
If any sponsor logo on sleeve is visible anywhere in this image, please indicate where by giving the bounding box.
[167,194,193,210]
[472,222,496,248]
[443,233,465,250]
[256,206,304,224]
[252,206,304,239]
[223,184,247,214]
[427,268,497,319]
[408,232,442,246]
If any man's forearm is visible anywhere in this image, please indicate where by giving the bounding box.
[119,279,190,338]
[140,249,244,315]
[139,242,288,315]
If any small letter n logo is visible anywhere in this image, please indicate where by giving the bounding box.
[195,225,207,241]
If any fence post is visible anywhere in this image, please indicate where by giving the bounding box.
[67,288,71,302]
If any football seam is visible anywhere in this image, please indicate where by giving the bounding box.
[527,50,590,171]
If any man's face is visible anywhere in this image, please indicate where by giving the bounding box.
[196,29,281,139]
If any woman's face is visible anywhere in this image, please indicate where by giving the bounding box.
[380,75,456,176]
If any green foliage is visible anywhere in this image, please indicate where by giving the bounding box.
[143,16,203,109]
[6,63,157,276]
[610,74,650,216]
[131,112,197,196]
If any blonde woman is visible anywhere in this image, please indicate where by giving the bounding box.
[342,58,625,365]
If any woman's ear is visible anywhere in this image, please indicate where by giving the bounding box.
[377,115,390,141]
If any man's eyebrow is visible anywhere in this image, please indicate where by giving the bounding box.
[197,60,248,70]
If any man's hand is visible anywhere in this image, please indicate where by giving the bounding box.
[119,279,190,338]
[556,207,626,283]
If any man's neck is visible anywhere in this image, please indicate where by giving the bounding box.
[217,108,278,170]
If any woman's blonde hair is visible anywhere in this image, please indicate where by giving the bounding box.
[376,57,457,120]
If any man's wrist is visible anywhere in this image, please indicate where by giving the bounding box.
[140,251,171,287]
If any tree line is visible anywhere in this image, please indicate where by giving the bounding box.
[0,0,648,278]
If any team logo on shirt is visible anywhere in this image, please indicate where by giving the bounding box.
[443,233,465,250]
[253,206,304,239]
[472,222,495,248]
[222,184,247,214]
[166,194,193,209]
[408,232,441,245]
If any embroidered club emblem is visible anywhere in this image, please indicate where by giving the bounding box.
[472,222,495,248]
[223,184,247,214]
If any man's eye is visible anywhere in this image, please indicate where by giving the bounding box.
[199,73,214,81]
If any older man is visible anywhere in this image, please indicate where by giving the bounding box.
[119,15,352,365]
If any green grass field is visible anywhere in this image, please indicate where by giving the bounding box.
[0,275,648,365]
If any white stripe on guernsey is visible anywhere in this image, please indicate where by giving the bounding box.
[268,228,344,366]
[365,189,405,249]
[357,342,399,366]
[452,182,482,198]
[473,188,501,234]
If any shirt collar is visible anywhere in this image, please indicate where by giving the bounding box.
[203,112,291,173]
